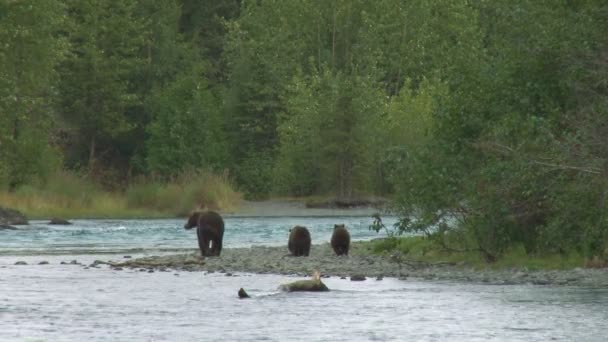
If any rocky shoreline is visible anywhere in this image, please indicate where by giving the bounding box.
[99,242,608,287]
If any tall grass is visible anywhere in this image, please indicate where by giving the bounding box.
[0,169,241,219]
[126,169,242,216]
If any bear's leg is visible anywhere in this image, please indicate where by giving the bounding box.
[197,229,204,256]
[198,229,210,256]
[209,238,220,256]
[215,238,223,256]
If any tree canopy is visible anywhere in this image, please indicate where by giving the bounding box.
[1,0,607,258]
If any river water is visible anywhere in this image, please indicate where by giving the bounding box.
[1,217,607,341]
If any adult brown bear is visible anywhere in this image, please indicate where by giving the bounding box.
[331,224,350,256]
[288,226,311,256]
[184,211,225,257]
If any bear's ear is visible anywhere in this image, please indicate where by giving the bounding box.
[334,224,339,228]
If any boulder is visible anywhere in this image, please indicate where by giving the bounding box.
[0,224,18,230]
[48,218,72,225]
[238,288,250,299]
[0,206,28,225]
[350,275,367,281]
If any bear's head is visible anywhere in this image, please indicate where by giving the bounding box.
[184,212,201,229]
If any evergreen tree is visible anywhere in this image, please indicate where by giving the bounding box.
[58,0,146,183]
[0,0,66,190]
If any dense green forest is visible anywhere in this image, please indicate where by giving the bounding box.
[1,1,607,260]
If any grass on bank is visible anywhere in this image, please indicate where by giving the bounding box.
[0,170,242,219]
[367,235,591,271]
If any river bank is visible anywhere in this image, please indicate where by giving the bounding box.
[98,242,608,288]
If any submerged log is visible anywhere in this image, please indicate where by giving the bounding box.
[278,272,330,292]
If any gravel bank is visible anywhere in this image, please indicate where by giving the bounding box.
[105,242,608,287]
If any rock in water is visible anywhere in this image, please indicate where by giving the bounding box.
[48,218,72,225]
[0,224,18,230]
[0,206,28,225]
[238,288,250,299]
[279,272,330,292]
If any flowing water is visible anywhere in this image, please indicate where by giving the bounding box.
[1,217,607,341]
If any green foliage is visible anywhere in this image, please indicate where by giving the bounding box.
[59,0,147,176]
[1,0,608,261]
[274,70,385,197]
[391,0,608,261]
[0,0,66,189]
[369,236,586,270]
[145,66,228,177]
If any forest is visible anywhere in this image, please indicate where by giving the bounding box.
[1,0,607,260]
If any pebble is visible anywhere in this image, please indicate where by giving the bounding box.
[350,275,366,281]
[38,261,49,265]
[14,261,27,265]
[70,244,608,287]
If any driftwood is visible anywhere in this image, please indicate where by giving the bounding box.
[278,272,330,292]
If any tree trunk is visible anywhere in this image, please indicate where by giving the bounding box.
[331,7,336,69]
[88,136,96,178]
[8,99,21,192]
[316,20,321,71]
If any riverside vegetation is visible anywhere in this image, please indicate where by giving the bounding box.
[0,170,241,218]
[1,1,608,266]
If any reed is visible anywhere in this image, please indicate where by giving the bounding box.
[0,169,241,219]
[126,169,242,216]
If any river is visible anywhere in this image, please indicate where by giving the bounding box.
[1,217,607,341]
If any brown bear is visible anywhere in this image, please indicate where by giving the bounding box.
[331,224,350,256]
[184,211,225,257]
[288,225,311,256]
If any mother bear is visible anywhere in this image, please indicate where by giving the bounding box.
[184,211,225,257]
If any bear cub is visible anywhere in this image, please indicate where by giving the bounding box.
[288,225,311,256]
[331,224,350,256]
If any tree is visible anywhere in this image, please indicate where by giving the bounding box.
[0,0,66,190]
[145,65,228,177]
[58,0,146,182]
